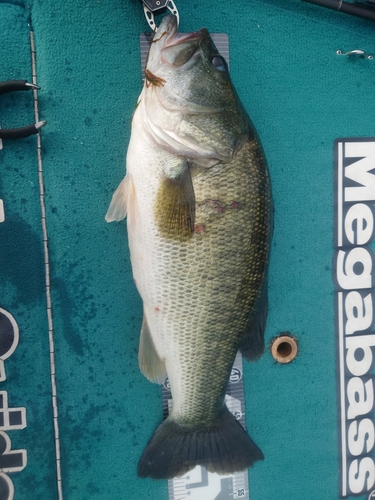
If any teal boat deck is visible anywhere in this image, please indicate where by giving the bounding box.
[1,1,375,498]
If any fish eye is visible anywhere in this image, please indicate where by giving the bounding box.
[210,55,227,72]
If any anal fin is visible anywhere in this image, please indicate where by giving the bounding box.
[138,315,166,384]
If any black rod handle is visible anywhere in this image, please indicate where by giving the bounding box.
[303,0,375,22]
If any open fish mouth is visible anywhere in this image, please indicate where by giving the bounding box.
[154,15,209,68]
[156,14,207,49]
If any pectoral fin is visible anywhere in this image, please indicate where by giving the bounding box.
[138,315,166,384]
[154,160,195,241]
[105,174,134,223]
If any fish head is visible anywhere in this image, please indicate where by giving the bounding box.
[146,15,232,109]
[142,15,249,160]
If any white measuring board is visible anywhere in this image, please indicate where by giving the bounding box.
[140,31,250,500]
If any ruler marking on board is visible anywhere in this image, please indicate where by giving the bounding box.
[139,30,249,500]
[30,31,64,500]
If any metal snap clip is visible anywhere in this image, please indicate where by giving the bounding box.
[141,0,179,32]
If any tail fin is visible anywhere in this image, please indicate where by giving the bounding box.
[137,407,263,479]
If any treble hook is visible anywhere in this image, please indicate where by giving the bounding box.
[141,0,179,32]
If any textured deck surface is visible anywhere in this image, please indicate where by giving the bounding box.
[1,1,375,499]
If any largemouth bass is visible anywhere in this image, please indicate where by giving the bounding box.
[106,14,272,480]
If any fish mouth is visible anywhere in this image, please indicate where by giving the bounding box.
[156,14,207,49]
[154,15,208,68]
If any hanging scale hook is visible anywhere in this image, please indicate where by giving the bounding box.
[142,0,179,32]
